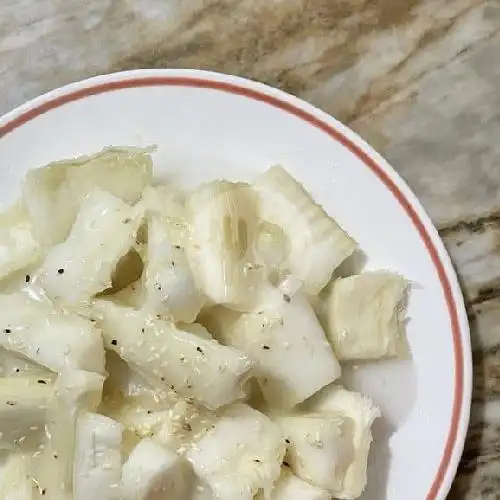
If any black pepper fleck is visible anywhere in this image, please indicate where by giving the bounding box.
[174,245,181,249]
[283,461,290,467]
[196,346,204,354]
[37,380,47,384]
[25,274,31,283]
[4,328,11,334]
[57,268,65,274]
[160,377,165,382]
[111,339,117,346]
[253,459,261,463]
[6,400,16,406]
[262,345,270,350]
[283,294,291,303]
[285,438,290,444]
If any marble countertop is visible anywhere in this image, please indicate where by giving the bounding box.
[1,0,499,498]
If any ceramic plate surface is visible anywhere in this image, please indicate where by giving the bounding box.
[0,69,472,500]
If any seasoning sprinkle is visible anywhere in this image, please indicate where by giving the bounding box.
[111,339,117,346]
[37,380,47,385]
[3,328,11,334]
[25,274,31,283]
[262,345,271,350]
[57,268,65,274]
[283,294,291,303]
[196,346,204,354]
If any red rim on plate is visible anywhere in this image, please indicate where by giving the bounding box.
[0,75,466,500]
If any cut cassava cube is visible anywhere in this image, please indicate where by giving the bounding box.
[325,271,408,360]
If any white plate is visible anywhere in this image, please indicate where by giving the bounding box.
[0,69,471,500]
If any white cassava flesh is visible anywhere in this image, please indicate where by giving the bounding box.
[187,404,285,500]
[37,190,143,306]
[258,470,331,500]
[0,347,54,379]
[73,413,123,500]
[152,398,218,453]
[102,351,168,407]
[142,214,204,322]
[191,480,217,500]
[204,280,340,409]
[101,367,216,455]
[306,386,381,499]
[0,202,42,281]
[121,439,191,500]
[255,165,357,294]
[23,147,153,246]
[0,376,54,450]
[0,453,37,499]
[275,412,354,494]
[93,299,253,409]
[187,181,268,311]
[0,293,105,374]
[142,185,190,248]
[25,371,106,500]
[325,271,408,360]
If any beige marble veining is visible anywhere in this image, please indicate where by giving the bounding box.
[1,0,500,498]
